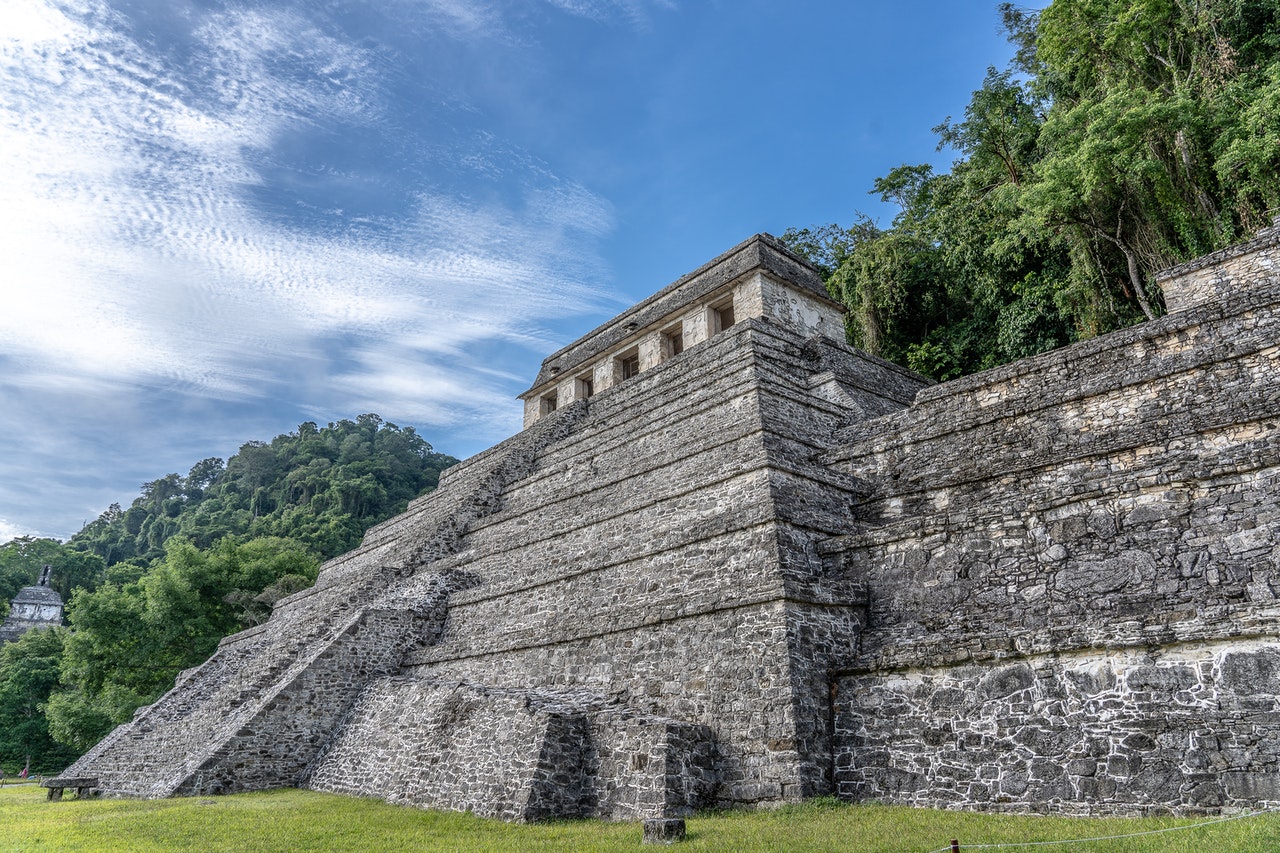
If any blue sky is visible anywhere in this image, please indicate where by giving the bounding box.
[1,0,1028,542]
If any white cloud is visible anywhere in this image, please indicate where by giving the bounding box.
[0,0,625,538]
[0,518,42,546]
[326,344,519,429]
[0,0,614,400]
[408,0,505,36]
[401,0,674,36]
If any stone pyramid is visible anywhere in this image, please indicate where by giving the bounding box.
[65,225,1280,817]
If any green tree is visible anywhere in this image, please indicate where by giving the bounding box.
[0,629,79,774]
[48,537,318,750]
[68,415,456,567]
[791,0,1280,379]
[1021,0,1280,319]
[778,222,874,279]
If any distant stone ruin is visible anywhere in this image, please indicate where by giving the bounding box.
[0,565,64,644]
[62,224,1280,818]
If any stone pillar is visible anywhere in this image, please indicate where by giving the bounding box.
[734,273,766,322]
[555,378,575,409]
[522,396,541,429]
[730,280,751,327]
[595,358,622,393]
[638,332,664,371]
[683,306,714,349]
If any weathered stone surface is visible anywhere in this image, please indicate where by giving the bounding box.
[308,679,714,820]
[0,566,63,644]
[1158,216,1280,312]
[823,220,1280,815]
[643,818,687,843]
[834,641,1280,813]
[60,225,1280,820]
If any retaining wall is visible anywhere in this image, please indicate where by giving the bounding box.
[826,243,1280,813]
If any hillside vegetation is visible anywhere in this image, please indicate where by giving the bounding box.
[72,413,456,567]
[784,0,1280,381]
[0,415,455,775]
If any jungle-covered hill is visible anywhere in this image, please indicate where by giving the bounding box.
[70,413,457,570]
[0,415,456,773]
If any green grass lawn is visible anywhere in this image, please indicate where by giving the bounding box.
[2,785,1279,853]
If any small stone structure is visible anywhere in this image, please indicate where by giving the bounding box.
[61,225,1280,818]
[42,776,99,801]
[0,566,64,644]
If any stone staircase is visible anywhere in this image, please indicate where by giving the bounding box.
[64,405,588,798]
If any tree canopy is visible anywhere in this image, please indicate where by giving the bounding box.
[70,415,457,568]
[46,536,321,752]
[0,629,80,774]
[784,0,1280,381]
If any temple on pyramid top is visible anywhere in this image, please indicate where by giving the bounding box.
[519,233,846,427]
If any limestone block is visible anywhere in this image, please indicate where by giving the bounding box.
[643,818,686,844]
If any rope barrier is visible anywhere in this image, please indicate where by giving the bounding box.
[923,807,1277,853]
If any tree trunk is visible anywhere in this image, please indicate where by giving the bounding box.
[1116,235,1158,321]
[1081,216,1160,321]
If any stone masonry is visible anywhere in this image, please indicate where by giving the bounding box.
[63,224,1280,818]
[1,565,63,644]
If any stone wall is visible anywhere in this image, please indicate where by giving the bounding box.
[306,679,715,820]
[1159,217,1280,312]
[824,233,1280,813]
[835,640,1280,814]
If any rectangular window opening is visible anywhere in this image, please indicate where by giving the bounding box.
[664,327,684,358]
[714,301,736,333]
[540,393,558,415]
[575,375,595,399]
[618,349,641,381]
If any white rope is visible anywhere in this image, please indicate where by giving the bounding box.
[922,807,1276,853]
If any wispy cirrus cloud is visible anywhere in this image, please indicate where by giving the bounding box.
[2,2,611,366]
[0,0,629,539]
[541,0,675,28]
